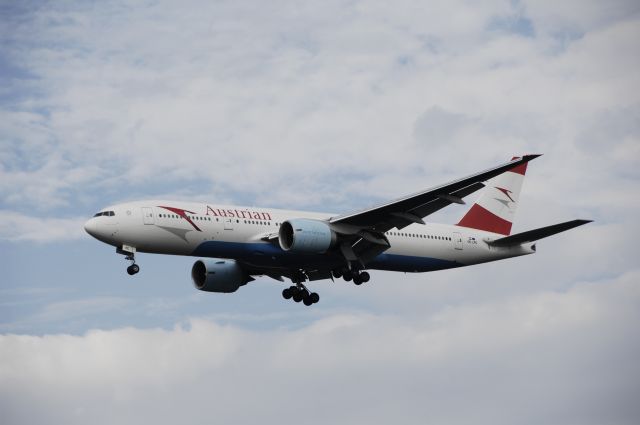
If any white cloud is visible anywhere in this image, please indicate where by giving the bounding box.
[30,297,133,322]
[2,0,637,213]
[0,211,85,242]
[1,271,638,425]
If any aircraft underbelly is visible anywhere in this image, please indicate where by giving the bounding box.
[190,240,463,273]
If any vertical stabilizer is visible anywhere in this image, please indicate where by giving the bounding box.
[457,156,529,235]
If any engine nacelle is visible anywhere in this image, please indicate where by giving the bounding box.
[191,259,249,293]
[278,218,337,254]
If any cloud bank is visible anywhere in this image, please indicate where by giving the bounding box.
[1,0,638,220]
[2,272,638,425]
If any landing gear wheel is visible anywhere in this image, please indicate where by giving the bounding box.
[353,274,362,285]
[303,291,320,306]
[292,288,306,303]
[360,271,370,283]
[283,274,319,306]
[282,287,294,299]
[332,269,342,279]
[343,272,353,282]
[126,264,139,275]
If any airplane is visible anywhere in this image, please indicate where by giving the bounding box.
[84,155,591,306]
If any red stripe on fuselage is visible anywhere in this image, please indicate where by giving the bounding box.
[457,204,512,235]
[158,206,202,231]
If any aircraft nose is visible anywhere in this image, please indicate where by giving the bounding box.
[84,218,97,237]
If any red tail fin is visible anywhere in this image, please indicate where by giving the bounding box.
[457,157,530,235]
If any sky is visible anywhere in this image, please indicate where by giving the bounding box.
[1,0,639,424]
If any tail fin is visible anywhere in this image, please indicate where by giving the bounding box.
[457,156,531,235]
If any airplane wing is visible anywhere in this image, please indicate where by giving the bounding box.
[330,154,541,232]
[327,154,541,264]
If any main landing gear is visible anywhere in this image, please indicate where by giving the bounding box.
[332,268,370,285]
[282,284,320,306]
[279,266,371,306]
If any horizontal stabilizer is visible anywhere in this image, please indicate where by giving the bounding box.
[488,219,592,247]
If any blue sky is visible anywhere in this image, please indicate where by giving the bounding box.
[1,1,639,424]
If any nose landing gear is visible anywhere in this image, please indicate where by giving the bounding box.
[125,252,140,275]
[117,246,140,275]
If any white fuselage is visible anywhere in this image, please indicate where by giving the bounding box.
[84,200,535,274]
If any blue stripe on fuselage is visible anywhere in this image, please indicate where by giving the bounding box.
[366,253,461,272]
[191,241,462,273]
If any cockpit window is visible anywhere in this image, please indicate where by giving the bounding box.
[93,211,115,217]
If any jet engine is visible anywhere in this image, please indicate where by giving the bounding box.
[278,218,337,254]
[191,259,251,293]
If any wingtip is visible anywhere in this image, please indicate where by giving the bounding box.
[523,153,543,161]
[510,154,542,163]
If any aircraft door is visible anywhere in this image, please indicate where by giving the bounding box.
[453,232,463,250]
[142,207,155,225]
[223,217,233,230]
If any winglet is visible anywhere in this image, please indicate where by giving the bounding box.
[510,154,542,175]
